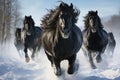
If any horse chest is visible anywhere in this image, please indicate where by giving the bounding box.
[87,33,103,51]
[25,35,34,47]
[54,38,75,59]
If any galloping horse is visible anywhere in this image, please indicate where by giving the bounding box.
[14,28,24,52]
[82,11,108,69]
[41,2,82,76]
[22,15,42,62]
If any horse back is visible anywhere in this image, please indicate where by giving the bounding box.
[100,29,108,46]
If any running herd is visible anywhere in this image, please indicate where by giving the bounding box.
[14,2,116,76]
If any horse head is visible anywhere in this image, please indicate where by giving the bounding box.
[57,3,74,39]
[84,11,103,33]
[41,2,79,39]
[15,28,21,41]
[23,15,35,36]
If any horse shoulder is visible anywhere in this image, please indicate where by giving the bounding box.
[72,26,82,41]
[72,26,83,51]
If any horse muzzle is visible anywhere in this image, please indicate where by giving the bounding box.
[26,32,31,36]
[61,29,71,39]
[91,28,96,33]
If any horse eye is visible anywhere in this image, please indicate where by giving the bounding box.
[89,16,94,19]
[61,15,64,19]
[89,16,91,19]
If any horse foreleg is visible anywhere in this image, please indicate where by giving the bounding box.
[88,52,96,69]
[24,47,30,62]
[45,51,53,66]
[68,54,77,74]
[31,48,36,60]
[96,52,102,63]
[54,58,61,76]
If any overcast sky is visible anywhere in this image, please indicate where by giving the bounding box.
[19,0,120,27]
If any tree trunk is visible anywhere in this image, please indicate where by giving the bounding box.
[1,0,5,43]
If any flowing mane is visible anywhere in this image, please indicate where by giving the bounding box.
[84,11,103,29]
[41,2,80,30]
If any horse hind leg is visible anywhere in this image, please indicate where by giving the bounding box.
[24,47,30,62]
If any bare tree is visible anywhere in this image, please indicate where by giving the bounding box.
[0,0,22,44]
[1,0,5,43]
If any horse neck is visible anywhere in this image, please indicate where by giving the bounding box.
[32,27,35,35]
[29,25,35,36]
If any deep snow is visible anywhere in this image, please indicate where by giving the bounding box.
[0,32,120,80]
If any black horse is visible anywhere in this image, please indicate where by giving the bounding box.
[41,2,82,76]
[22,15,42,62]
[106,32,116,57]
[14,28,24,53]
[82,11,108,69]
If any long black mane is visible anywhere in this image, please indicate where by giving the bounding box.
[41,2,80,30]
[84,11,103,29]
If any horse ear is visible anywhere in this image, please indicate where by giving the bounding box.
[88,11,91,14]
[96,10,98,15]
[25,15,27,18]
[60,3,63,8]
[70,3,73,9]
[30,15,32,18]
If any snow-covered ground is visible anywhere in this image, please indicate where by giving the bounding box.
[0,32,120,80]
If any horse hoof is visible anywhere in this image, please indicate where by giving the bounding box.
[68,64,77,74]
[68,63,79,74]
[31,56,35,61]
[54,68,62,76]
[91,65,96,69]
[55,71,62,76]
[25,57,30,62]
[31,54,35,58]
[96,56,102,63]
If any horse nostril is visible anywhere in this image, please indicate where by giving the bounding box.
[67,30,70,33]
[64,29,70,34]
